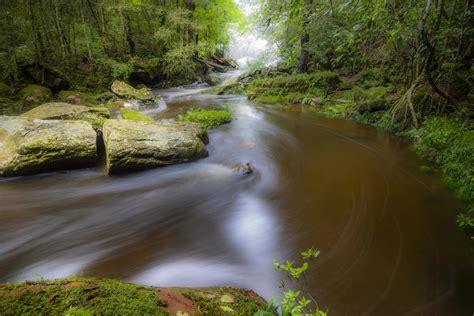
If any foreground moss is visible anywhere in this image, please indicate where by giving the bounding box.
[0,278,273,315]
[120,108,155,123]
[179,108,232,129]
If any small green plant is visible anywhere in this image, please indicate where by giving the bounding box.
[179,108,232,129]
[255,248,328,316]
[120,108,154,123]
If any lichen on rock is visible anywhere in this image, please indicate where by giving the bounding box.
[0,116,97,176]
[111,80,158,101]
[22,102,110,129]
[103,119,209,174]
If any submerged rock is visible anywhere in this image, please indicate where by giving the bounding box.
[0,116,97,176]
[111,80,157,101]
[234,162,254,175]
[22,102,110,129]
[103,119,208,174]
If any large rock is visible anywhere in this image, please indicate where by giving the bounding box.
[19,85,52,104]
[103,119,208,174]
[111,80,157,101]
[0,116,97,176]
[22,102,110,129]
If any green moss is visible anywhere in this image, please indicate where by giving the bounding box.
[179,108,232,129]
[120,108,155,123]
[201,82,244,95]
[0,278,167,315]
[183,288,274,315]
[245,71,339,99]
[0,278,271,315]
[19,85,52,104]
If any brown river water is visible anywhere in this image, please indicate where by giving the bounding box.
[1,85,473,315]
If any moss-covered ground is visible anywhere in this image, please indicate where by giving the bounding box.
[0,278,274,315]
[120,107,155,123]
[179,108,232,129]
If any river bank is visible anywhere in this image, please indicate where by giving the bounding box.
[206,68,474,238]
[0,278,272,315]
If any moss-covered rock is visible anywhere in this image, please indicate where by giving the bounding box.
[19,84,52,104]
[103,119,208,174]
[111,80,157,101]
[0,116,97,176]
[22,102,110,129]
[179,108,232,129]
[120,107,154,123]
[57,90,97,105]
[0,278,272,315]
[205,73,223,86]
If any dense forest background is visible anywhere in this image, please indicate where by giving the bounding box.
[0,0,242,89]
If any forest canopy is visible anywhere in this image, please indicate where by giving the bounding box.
[0,0,243,88]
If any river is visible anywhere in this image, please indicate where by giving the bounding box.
[1,83,473,315]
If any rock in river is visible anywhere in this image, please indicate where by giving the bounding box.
[103,119,209,174]
[0,116,97,176]
[111,80,157,101]
[22,102,110,129]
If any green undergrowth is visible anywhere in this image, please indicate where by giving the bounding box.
[245,72,339,104]
[120,108,155,123]
[0,278,273,315]
[404,117,474,233]
[179,108,232,129]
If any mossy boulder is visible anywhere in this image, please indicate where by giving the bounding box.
[19,84,52,104]
[111,80,157,101]
[353,86,391,113]
[0,278,272,315]
[103,119,209,174]
[120,107,154,123]
[205,73,223,86]
[0,116,97,176]
[179,108,232,129]
[22,102,110,129]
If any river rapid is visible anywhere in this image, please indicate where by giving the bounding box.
[1,83,473,315]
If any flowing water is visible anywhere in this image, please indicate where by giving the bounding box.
[1,85,473,315]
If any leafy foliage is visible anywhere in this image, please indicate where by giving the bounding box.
[255,248,328,316]
[406,117,474,234]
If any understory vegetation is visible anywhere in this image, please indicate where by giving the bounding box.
[0,0,242,91]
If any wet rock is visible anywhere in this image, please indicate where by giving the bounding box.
[22,102,110,129]
[0,116,97,176]
[111,80,157,101]
[19,85,52,104]
[234,163,254,175]
[205,73,223,86]
[103,119,208,174]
